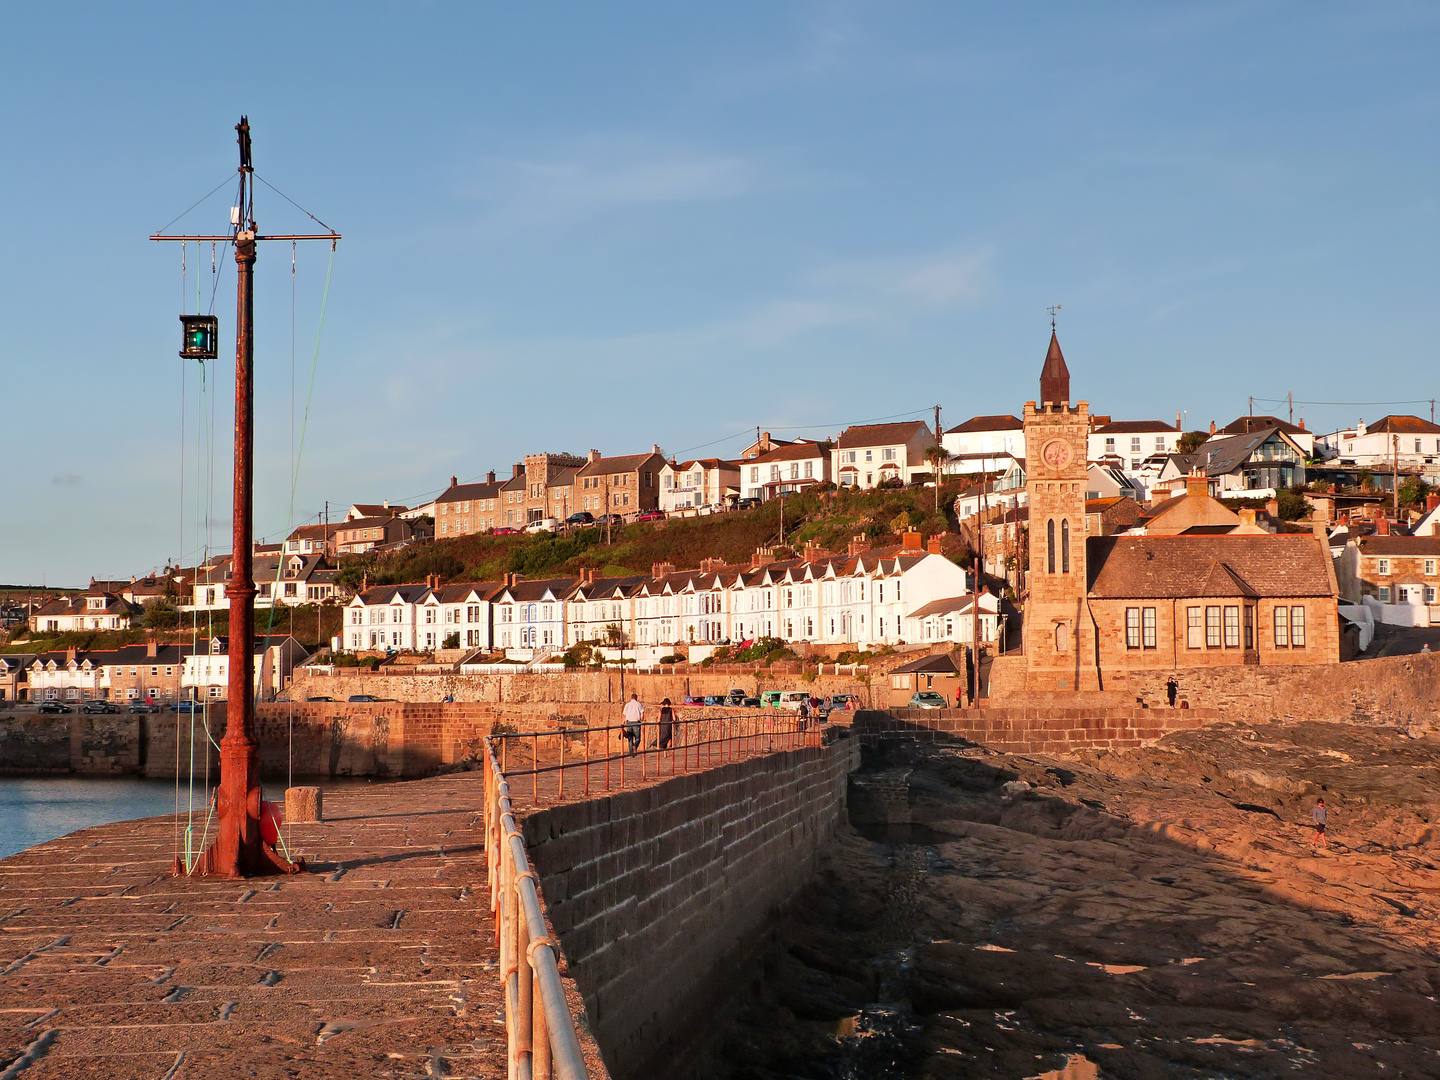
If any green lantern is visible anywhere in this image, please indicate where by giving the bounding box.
[179,315,218,360]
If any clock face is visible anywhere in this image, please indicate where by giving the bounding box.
[1040,439,1073,470]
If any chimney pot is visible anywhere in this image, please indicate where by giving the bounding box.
[1209,421,1216,435]
[588,449,601,463]
[487,470,496,484]
[652,443,661,455]
[927,536,943,554]
[450,475,457,488]
[147,636,158,659]
[1377,512,1390,536]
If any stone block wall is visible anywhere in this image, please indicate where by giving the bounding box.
[854,705,1222,755]
[518,733,860,1080]
[0,716,146,775]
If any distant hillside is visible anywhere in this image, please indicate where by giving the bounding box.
[339,482,970,588]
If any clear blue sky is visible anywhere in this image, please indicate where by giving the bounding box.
[2,3,1435,586]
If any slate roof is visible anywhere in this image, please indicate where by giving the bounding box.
[1092,420,1179,434]
[1173,427,1301,478]
[1087,535,1336,599]
[889,652,965,675]
[835,421,933,449]
[751,442,830,463]
[1217,415,1308,438]
[576,452,664,477]
[1357,536,1440,557]
[1358,415,1440,435]
[945,414,1023,435]
[437,480,505,504]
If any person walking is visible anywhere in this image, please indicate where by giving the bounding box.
[1312,797,1328,850]
[622,692,643,756]
[658,697,675,751]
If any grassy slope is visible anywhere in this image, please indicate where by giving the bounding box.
[342,482,970,588]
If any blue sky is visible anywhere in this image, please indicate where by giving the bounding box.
[1,2,1436,586]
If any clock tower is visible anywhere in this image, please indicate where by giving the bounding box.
[1022,332,1095,689]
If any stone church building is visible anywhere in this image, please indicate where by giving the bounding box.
[1018,333,1340,693]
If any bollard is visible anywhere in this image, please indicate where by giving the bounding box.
[284,786,323,823]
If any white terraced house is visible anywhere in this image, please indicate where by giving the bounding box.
[564,573,646,645]
[344,583,430,652]
[491,576,573,660]
[415,582,503,652]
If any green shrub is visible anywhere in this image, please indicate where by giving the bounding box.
[442,632,460,649]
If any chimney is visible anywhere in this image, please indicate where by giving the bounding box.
[927,536,943,555]
[847,534,871,557]
[487,470,496,484]
[802,540,821,564]
[513,462,523,479]
[588,449,601,463]
[651,561,675,579]
[1357,419,1367,437]
[66,646,76,665]
[1208,420,1216,436]
[1265,497,1280,520]
[1237,508,1256,527]
[652,443,661,456]
[1427,493,1439,512]
[146,636,158,659]
[382,499,390,509]
[361,573,369,592]
[752,546,773,568]
[450,475,457,488]
[1175,412,1182,433]
[1184,473,1209,499]
[761,431,771,451]
[1376,512,1389,536]
[902,530,923,551]
[1298,419,1306,431]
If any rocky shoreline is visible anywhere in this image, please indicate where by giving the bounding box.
[693,722,1440,1078]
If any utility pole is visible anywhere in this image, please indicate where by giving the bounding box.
[1288,391,1293,426]
[934,404,942,441]
[1393,434,1400,519]
[971,456,985,705]
[152,117,340,878]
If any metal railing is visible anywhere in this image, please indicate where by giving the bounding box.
[489,710,821,804]
[484,740,590,1080]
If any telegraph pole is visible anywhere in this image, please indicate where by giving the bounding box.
[153,118,340,878]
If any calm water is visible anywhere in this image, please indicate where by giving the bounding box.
[0,776,393,861]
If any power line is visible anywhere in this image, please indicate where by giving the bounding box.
[1252,396,1433,408]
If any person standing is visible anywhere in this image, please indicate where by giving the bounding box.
[622,692,643,756]
[1165,676,1179,708]
[658,697,675,750]
[1312,797,1328,850]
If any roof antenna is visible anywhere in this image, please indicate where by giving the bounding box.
[1047,304,1061,332]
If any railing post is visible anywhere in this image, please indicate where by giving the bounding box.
[517,894,534,1073]
[533,956,552,1080]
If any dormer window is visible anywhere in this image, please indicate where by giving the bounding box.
[88,596,105,610]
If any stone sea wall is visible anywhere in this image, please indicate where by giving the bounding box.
[519,732,860,1080]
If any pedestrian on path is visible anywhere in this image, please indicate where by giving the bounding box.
[622,692,643,756]
[1312,797,1328,850]
[658,698,675,750]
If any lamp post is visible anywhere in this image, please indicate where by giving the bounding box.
[153,118,340,878]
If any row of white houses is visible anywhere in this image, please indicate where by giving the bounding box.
[342,537,1002,660]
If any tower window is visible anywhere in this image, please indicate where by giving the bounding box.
[1046,519,1056,574]
[1061,520,1070,574]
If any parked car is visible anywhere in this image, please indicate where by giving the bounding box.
[173,700,203,713]
[128,701,160,713]
[38,701,72,714]
[759,690,782,708]
[636,509,665,523]
[742,697,761,708]
[492,526,520,536]
[682,695,705,706]
[80,700,117,714]
[566,511,595,526]
[908,691,948,710]
[702,694,726,706]
[735,497,760,510]
[776,691,811,711]
[525,518,560,534]
[594,514,623,527]
[306,695,334,702]
[726,689,747,705]
[829,694,859,711]
[348,694,380,703]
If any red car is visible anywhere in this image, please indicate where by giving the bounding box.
[636,510,665,522]
[492,526,519,535]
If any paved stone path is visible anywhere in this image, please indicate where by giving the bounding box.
[0,774,507,1079]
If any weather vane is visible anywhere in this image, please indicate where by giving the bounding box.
[1047,304,1061,332]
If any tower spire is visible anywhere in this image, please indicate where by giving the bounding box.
[1040,329,1070,407]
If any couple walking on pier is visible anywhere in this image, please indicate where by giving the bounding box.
[622,692,676,756]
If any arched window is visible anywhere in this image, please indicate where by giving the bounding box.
[1046,519,1056,574]
[1061,519,1071,574]
[1054,623,1067,652]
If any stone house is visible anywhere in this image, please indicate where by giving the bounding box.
[334,514,414,555]
[0,654,35,702]
[282,522,338,557]
[26,640,199,703]
[575,449,666,517]
[434,474,506,538]
[1336,531,1440,626]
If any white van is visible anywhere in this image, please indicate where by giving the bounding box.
[777,691,811,711]
[524,518,559,534]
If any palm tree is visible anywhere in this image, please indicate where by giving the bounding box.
[925,444,949,516]
[605,622,626,697]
